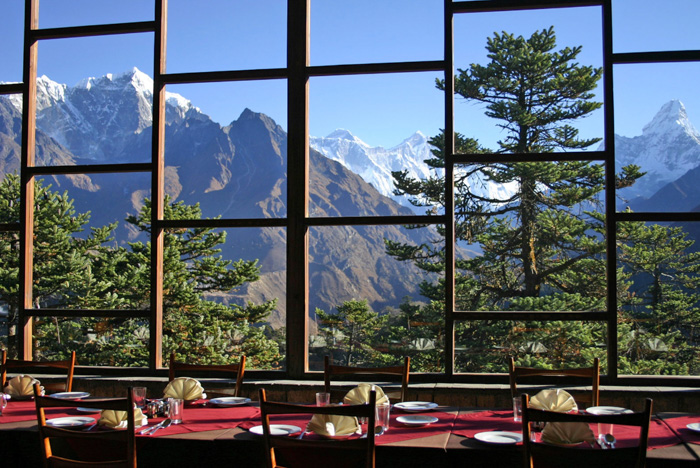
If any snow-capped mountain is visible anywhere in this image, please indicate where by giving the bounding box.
[615,100,700,205]
[310,129,433,210]
[8,68,203,162]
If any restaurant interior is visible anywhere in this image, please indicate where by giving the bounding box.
[1,0,700,466]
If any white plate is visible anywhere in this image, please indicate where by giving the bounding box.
[474,431,523,445]
[249,424,302,436]
[394,401,439,412]
[686,423,700,433]
[585,406,631,415]
[46,416,95,428]
[396,415,439,426]
[50,392,90,400]
[76,407,102,413]
[208,397,251,407]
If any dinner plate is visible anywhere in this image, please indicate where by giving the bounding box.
[76,407,102,413]
[50,392,90,400]
[686,423,700,433]
[249,424,302,436]
[396,415,439,426]
[474,431,523,445]
[585,406,631,415]
[208,397,252,407]
[393,401,439,412]
[46,416,95,428]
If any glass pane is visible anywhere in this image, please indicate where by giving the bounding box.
[35,35,154,165]
[308,225,443,372]
[0,227,19,353]
[309,72,442,215]
[39,0,152,28]
[0,0,23,83]
[454,7,604,153]
[454,162,607,312]
[164,81,287,219]
[33,174,150,310]
[612,0,700,53]
[0,100,23,203]
[617,221,700,376]
[310,0,443,66]
[163,227,286,371]
[35,317,150,367]
[167,0,286,73]
[455,320,607,374]
[614,62,700,210]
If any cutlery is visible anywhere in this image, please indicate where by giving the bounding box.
[596,436,608,450]
[149,418,172,436]
[141,418,170,435]
[604,433,616,449]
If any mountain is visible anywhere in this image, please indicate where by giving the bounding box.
[310,129,433,211]
[615,100,700,208]
[0,69,434,327]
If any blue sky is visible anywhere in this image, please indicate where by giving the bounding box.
[2,0,699,148]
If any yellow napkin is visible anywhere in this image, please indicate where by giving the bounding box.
[97,408,147,429]
[343,383,389,406]
[529,389,578,413]
[307,413,360,438]
[163,377,205,401]
[541,421,595,445]
[4,375,43,398]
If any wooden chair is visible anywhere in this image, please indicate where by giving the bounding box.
[168,352,246,398]
[2,350,76,393]
[34,383,136,468]
[508,356,600,407]
[259,387,376,468]
[324,356,410,403]
[521,394,652,468]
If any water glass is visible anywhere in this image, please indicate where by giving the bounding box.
[168,398,184,424]
[598,423,613,443]
[316,392,330,407]
[132,387,147,409]
[512,396,522,422]
[0,393,7,415]
[375,401,390,434]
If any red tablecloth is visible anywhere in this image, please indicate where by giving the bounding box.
[658,414,700,446]
[452,409,680,450]
[239,409,457,445]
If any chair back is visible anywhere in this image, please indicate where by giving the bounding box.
[34,383,136,468]
[324,356,410,403]
[508,356,599,407]
[2,350,76,393]
[259,388,376,468]
[521,394,652,468]
[168,353,246,398]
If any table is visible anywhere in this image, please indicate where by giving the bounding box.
[1,400,698,467]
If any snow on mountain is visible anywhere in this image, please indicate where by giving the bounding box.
[310,129,433,210]
[615,99,700,202]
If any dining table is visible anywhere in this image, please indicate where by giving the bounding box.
[1,397,698,467]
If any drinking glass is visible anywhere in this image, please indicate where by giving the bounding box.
[375,401,390,434]
[316,392,330,406]
[132,387,147,409]
[0,393,7,415]
[512,396,522,422]
[168,398,184,424]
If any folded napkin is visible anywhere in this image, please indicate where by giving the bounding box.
[98,407,147,429]
[529,389,577,413]
[343,383,389,406]
[4,375,43,398]
[307,413,360,438]
[541,421,595,446]
[163,377,205,401]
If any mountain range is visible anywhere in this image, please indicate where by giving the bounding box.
[2,69,700,324]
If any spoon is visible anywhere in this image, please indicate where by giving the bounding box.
[604,433,616,449]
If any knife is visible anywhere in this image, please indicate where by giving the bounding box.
[141,418,170,435]
[148,418,172,436]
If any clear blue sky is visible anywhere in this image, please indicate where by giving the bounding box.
[2,0,699,148]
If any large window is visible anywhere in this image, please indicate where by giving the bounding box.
[1,0,699,384]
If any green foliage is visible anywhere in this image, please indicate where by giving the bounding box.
[0,175,282,368]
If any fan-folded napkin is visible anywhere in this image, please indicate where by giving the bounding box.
[529,389,578,413]
[307,413,360,438]
[4,375,43,398]
[98,408,147,429]
[163,377,205,401]
[541,421,595,445]
[343,383,388,406]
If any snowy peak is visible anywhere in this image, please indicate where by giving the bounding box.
[643,99,700,140]
[325,128,366,145]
